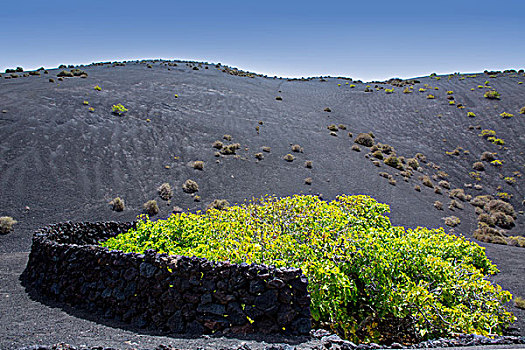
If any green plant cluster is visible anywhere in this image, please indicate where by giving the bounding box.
[112,103,128,116]
[101,195,514,343]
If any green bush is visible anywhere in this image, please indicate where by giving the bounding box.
[484,90,500,99]
[112,104,128,116]
[101,195,514,343]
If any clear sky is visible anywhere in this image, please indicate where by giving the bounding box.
[1,0,524,81]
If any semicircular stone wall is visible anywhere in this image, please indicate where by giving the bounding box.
[22,222,311,335]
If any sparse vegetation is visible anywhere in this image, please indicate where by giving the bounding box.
[212,140,223,149]
[262,146,271,153]
[327,124,338,131]
[351,144,361,152]
[192,161,204,170]
[305,160,313,168]
[223,134,232,141]
[220,143,241,155]
[291,144,303,153]
[255,152,264,160]
[481,152,496,162]
[206,199,230,211]
[467,112,476,117]
[94,85,102,91]
[426,94,435,99]
[499,112,513,119]
[304,177,313,185]
[473,162,485,171]
[434,201,443,210]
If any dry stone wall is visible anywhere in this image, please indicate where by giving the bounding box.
[22,222,311,335]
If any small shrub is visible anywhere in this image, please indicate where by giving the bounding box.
[347,132,353,138]
[479,129,496,138]
[220,143,241,155]
[449,200,464,210]
[443,216,461,227]
[384,155,401,169]
[447,91,454,95]
[206,199,230,211]
[426,94,435,99]
[407,158,419,170]
[520,106,525,114]
[255,152,264,160]
[57,70,74,77]
[49,78,55,83]
[438,180,450,189]
[109,197,125,212]
[467,112,476,117]
[480,152,495,162]
[422,176,433,188]
[472,162,485,171]
[351,144,361,152]
[485,199,515,217]
[94,85,102,91]
[415,153,427,163]
[0,216,17,234]
[212,140,224,149]
[182,180,199,194]
[192,161,204,170]
[354,133,374,147]
[143,200,159,216]
[478,213,495,227]
[275,96,283,100]
[418,88,426,92]
[327,124,338,131]
[112,104,128,116]
[515,297,525,310]
[158,183,173,200]
[373,151,384,160]
[484,90,500,99]
[499,112,513,119]
[414,185,421,192]
[385,88,394,94]
[338,124,346,130]
[283,154,295,162]
[291,144,303,153]
[262,146,271,153]
[434,201,443,210]
[324,107,331,112]
[403,87,412,93]
[304,177,313,185]
[305,160,313,168]
[450,188,468,201]
[492,212,515,229]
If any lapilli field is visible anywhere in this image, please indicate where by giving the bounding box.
[101,194,515,343]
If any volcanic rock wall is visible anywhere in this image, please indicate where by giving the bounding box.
[22,222,311,335]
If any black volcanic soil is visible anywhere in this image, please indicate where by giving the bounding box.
[0,61,524,349]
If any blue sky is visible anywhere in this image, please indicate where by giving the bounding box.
[1,0,524,81]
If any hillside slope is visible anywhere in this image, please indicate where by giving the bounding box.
[0,61,523,349]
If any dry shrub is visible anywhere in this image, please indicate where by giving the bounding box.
[480,152,495,162]
[438,180,450,189]
[407,158,419,170]
[471,195,493,207]
[213,140,224,149]
[421,176,433,188]
[373,151,384,160]
[450,188,467,201]
[327,124,338,131]
[384,155,401,169]
[414,185,421,192]
[434,187,442,195]
[354,133,374,147]
[182,180,199,193]
[434,201,443,210]
[473,226,507,245]
[192,161,204,170]
[443,216,461,227]
[109,197,125,212]
[351,144,361,152]
[492,212,515,229]
[348,132,353,138]
[338,124,347,130]
[478,213,495,227]
[485,199,515,217]
[324,107,332,112]
[262,146,271,153]
[143,200,159,216]
[172,206,183,214]
[291,144,303,153]
[283,154,295,162]
[0,216,17,234]
[448,200,463,210]
[330,132,338,137]
[305,160,313,168]
[255,153,264,160]
[158,183,173,200]
[206,199,230,211]
[223,134,232,141]
[472,162,485,171]
[304,177,313,185]
[515,297,525,310]
[221,143,241,155]
[415,153,427,163]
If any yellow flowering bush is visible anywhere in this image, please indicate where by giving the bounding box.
[101,195,514,342]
